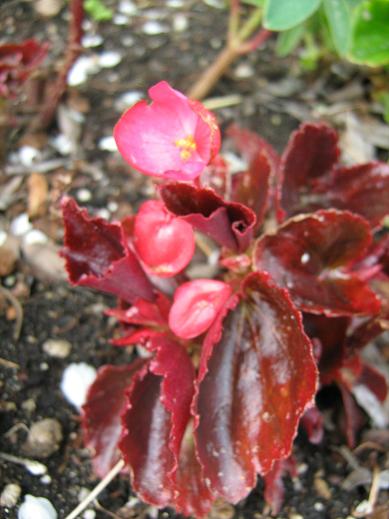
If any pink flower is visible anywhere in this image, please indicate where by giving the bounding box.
[134,200,195,277]
[169,279,232,339]
[113,81,221,181]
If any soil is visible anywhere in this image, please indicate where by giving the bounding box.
[0,1,388,518]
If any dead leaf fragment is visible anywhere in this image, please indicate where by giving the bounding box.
[28,173,48,219]
[0,236,20,276]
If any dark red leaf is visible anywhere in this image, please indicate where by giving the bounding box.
[263,457,297,515]
[227,124,280,169]
[253,210,381,316]
[61,197,154,303]
[0,39,48,98]
[82,360,146,477]
[324,162,389,229]
[300,406,324,444]
[278,122,339,220]
[193,272,317,503]
[303,314,349,384]
[106,292,171,327]
[357,363,388,403]
[160,183,256,252]
[231,150,272,229]
[338,383,366,448]
[119,337,196,508]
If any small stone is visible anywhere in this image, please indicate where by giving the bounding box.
[18,146,41,167]
[118,0,137,15]
[42,339,72,359]
[98,136,117,152]
[22,418,63,458]
[23,229,48,246]
[143,21,169,35]
[0,483,21,508]
[314,502,325,512]
[34,0,62,17]
[18,495,57,519]
[83,510,96,519]
[10,214,32,237]
[98,51,122,68]
[173,13,188,32]
[113,13,129,25]
[234,62,254,79]
[61,363,97,410]
[314,476,332,500]
[40,475,52,484]
[21,399,36,413]
[76,188,92,202]
[114,90,143,112]
[82,34,103,48]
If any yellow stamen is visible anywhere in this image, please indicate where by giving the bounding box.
[175,135,196,160]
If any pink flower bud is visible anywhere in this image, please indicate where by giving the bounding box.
[134,200,195,277]
[169,279,232,339]
[113,81,220,181]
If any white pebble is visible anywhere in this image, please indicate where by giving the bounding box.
[173,13,188,32]
[98,136,117,152]
[67,56,100,86]
[43,339,72,359]
[114,90,143,111]
[142,21,169,35]
[0,483,21,507]
[19,146,41,167]
[167,0,185,7]
[118,0,137,15]
[98,51,122,68]
[23,229,48,245]
[121,35,135,47]
[10,214,32,237]
[50,134,73,155]
[234,62,254,79]
[82,34,103,48]
[40,475,52,485]
[96,208,110,220]
[76,188,92,202]
[107,201,118,212]
[113,13,129,25]
[60,363,97,410]
[83,510,96,519]
[18,495,57,519]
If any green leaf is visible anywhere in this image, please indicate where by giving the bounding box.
[263,0,322,30]
[276,23,305,56]
[85,0,113,22]
[323,0,351,55]
[241,0,265,5]
[349,0,389,66]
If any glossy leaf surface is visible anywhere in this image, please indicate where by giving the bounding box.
[194,272,317,503]
[119,337,196,508]
[278,123,339,219]
[253,210,381,316]
[160,183,256,252]
[82,360,146,477]
[61,197,154,303]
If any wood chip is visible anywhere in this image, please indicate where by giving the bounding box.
[28,173,48,219]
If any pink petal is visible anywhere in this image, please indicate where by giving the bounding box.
[169,279,232,339]
[134,200,195,277]
[114,81,220,180]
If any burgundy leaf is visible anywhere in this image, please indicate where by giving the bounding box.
[263,457,297,515]
[107,292,171,327]
[253,210,381,316]
[62,197,154,303]
[278,122,339,219]
[0,38,48,98]
[324,162,389,229]
[300,406,324,444]
[160,183,256,252]
[82,360,146,477]
[227,124,280,169]
[303,314,350,384]
[338,383,366,448]
[231,150,272,229]
[119,337,195,508]
[193,272,317,503]
[357,363,388,403]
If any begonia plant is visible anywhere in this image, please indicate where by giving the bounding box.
[62,80,389,517]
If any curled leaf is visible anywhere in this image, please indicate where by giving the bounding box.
[253,210,381,316]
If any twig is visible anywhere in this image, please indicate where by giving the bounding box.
[0,357,19,369]
[0,286,23,340]
[202,94,242,110]
[5,158,71,176]
[368,466,381,510]
[31,0,84,130]
[64,459,125,519]
[0,452,47,475]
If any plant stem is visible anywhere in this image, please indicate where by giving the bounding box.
[31,0,84,130]
[188,4,269,100]
[64,459,125,519]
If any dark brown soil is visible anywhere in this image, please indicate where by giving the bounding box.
[0,1,388,518]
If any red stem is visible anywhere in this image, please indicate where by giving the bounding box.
[32,0,84,130]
